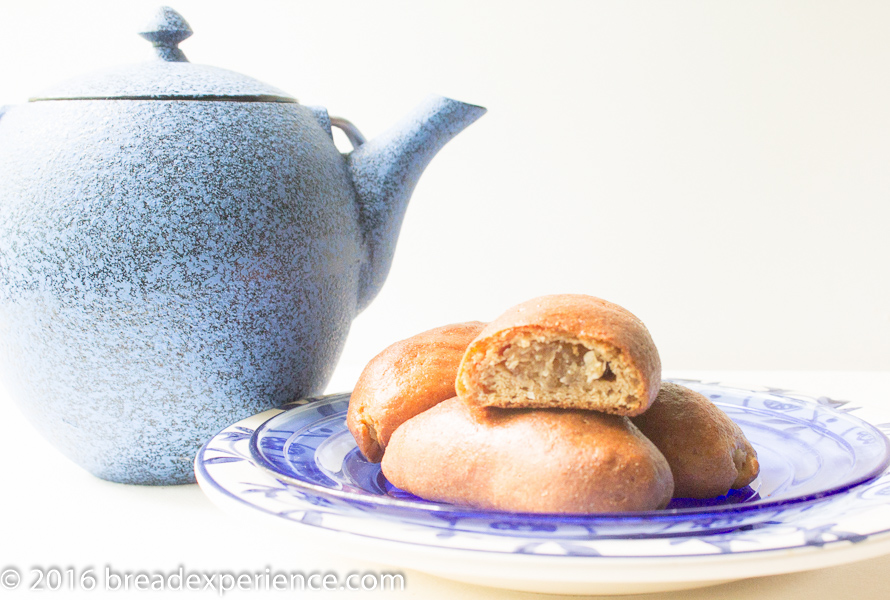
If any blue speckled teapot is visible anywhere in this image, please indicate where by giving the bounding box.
[0,7,484,484]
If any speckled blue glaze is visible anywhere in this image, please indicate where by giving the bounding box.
[348,96,486,309]
[0,8,485,484]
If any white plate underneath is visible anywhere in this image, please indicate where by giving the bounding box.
[195,381,890,595]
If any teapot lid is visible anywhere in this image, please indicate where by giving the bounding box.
[31,7,296,103]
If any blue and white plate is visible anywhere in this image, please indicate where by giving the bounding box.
[244,380,889,537]
[195,380,890,595]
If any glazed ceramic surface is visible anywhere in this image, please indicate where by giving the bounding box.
[0,8,484,484]
[195,380,890,595]
[245,380,890,536]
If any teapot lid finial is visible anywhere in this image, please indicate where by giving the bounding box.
[139,6,193,63]
[32,6,296,102]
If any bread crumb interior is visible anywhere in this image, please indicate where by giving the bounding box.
[476,332,641,413]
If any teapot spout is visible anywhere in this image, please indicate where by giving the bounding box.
[347,95,486,312]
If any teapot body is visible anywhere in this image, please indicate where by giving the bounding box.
[0,99,363,484]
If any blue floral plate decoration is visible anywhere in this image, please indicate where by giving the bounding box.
[195,380,890,595]
[243,380,889,537]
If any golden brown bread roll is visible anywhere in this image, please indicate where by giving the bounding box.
[382,397,674,513]
[455,294,661,416]
[347,321,486,462]
[631,382,760,499]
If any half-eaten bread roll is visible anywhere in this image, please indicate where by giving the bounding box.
[382,397,674,513]
[456,294,661,416]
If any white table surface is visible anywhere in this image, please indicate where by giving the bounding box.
[2,370,889,599]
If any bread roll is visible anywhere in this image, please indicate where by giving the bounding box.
[382,397,674,513]
[631,382,760,499]
[347,321,486,462]
[456,294,661,416]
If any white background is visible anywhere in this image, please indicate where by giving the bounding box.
[1,1,887,382]
[1,4,890,599]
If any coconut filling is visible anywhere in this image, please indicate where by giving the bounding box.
[480,336,623,405]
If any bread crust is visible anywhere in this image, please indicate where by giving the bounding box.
[456,294,661,416]
[382,397,674,513]
[346,321,486,462]
[631,382,760,499]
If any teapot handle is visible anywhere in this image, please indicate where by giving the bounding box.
[330,117,366,150]
[305,106,366,151]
